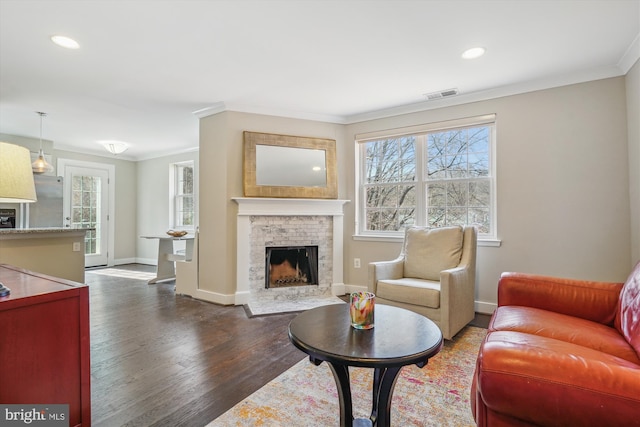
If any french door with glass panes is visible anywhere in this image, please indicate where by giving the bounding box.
[62,166,109,267]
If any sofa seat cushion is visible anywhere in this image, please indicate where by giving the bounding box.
[376,278,440,308]
[490,306,640,364]
[403,226,463,281]
[477,331,640,427]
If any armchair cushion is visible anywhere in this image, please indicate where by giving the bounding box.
[376,278,440,308]
[404,225,463,281]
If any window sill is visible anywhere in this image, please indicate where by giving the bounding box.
[352,234,502,247]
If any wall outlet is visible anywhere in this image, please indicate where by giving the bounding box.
[73,242,81,252]
[354,258,361,268]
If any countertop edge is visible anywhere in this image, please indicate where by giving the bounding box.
[0,228,94,237]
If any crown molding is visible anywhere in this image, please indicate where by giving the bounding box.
[344,65,626,124]
[618,32,640,73]
[192,58,636,127]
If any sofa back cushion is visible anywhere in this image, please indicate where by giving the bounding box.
[403,226,464,281]
[615,260,640,358]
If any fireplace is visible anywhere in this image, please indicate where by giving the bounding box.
[233,197,349,306]
[265,246,318,288]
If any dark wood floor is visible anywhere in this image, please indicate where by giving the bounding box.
[86,264,490,426]
[87,264,304,427]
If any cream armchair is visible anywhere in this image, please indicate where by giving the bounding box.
[368,225,477,340]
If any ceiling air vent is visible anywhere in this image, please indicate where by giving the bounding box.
[424,88,459,100]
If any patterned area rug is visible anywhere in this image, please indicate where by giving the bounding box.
[208,326,485,426]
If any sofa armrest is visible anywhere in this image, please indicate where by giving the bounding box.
[368,258,403,293]
[498,272,623,325]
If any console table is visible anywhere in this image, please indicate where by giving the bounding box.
[0,264,90,426]
[140,234,194,284]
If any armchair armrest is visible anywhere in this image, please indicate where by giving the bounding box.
[439,264,475,338]
[498,272,623,325]
[368,258,403,293]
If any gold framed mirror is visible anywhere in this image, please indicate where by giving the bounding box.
[243,131,337,199]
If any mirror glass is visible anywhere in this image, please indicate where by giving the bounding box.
[243,131,337,199]
[256,145,327,187]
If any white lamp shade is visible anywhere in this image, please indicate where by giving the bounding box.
[0,142,37,203]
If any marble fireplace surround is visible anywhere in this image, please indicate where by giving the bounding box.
[232,197,349,307]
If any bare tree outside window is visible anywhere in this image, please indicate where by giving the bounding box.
[364,137,416,230]
[360,120,494,236]
[426,127,490,233]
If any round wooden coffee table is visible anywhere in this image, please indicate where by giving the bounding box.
[288,303,443,427]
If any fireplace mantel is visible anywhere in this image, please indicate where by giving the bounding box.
[232,197,349,305]
[232,197,348,216]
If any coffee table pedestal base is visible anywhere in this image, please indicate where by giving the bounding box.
[317,358,427,427]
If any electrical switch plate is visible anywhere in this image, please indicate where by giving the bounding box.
[73,242,81,252]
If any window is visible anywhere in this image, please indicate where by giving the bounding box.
[170,161,195,230]
[357,114,496,240]
[71,175,102,255]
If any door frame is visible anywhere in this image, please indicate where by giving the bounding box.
[57,158,116,267]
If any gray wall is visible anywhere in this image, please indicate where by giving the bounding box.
[0,134,139,264]
[198,75,635,312]
[5,62,637,307]
[53,149,139,264]
[136,150,199,263]
[345,77,632,312]
[626,60,640,265]
[197,112,345,300]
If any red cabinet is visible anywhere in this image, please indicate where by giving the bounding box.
[0,264,90,427]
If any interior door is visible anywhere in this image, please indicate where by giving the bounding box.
[62,166,109,267]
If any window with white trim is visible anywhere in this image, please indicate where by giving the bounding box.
[356,114,496,239]
[170,161,195,230]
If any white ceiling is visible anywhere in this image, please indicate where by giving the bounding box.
[1,0,638,160]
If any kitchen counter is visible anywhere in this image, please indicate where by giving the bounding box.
[0,227,92,237]
[0,228,92,282]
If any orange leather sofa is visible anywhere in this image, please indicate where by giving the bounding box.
[471,261,640,426]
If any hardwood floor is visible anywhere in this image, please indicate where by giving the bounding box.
[86,264,304,427]
[87,264,490,426]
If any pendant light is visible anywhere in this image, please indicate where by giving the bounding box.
[32,111,54,174]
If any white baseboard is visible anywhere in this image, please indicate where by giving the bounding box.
[475,301,497,314]
[113,257,137,266]
[331,282,346,296]
[235,290,250,305]
[190,288,236,305]
[135,257,157,266]
[344,284,367,294]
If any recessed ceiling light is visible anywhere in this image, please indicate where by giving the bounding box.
[51,35,80,49]
[461,47,485,59]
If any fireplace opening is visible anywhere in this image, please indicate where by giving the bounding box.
[265,246,318,288]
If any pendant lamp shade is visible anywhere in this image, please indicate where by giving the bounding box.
[32,112,54,174]
[0,142,37,203]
